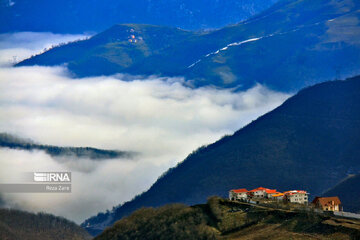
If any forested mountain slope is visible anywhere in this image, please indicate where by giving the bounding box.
[0,208,91,240]
[83,75,360,235]
[0,133,133,160]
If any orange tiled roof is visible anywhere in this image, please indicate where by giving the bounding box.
[250,187,269,192]
[272,193,284,197]
[312,197,341,206]
[231,188,248,193]
[284,190,308,195]
[265,189,277,194]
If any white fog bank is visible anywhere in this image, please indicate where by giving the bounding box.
[0,32,291,223]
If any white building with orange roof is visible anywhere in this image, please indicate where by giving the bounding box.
[229,188,249,201]
[271,193,284,200]
[249,187,270,198]
[284,190,309,204]
[264,189,278,198]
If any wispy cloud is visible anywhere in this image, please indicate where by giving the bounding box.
[0,33,291,223]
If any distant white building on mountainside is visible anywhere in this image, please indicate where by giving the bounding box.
[229,187,309,204]
[283,190,309,204]
[229,188,248,201]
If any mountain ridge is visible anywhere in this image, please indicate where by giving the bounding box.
[17,0,360,92]
[0,133,135,160]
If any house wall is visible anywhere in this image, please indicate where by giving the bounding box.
[229,191,248,200]
[254,190,265,198]
[288,193,308,204]
[235,192,248,200]
[321,204,340,211]
[229,191,237,200]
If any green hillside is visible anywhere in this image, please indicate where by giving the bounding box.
[17,0,360,91]
[0,208,91,240]
[17,24,198,76]
[95,197,360,240]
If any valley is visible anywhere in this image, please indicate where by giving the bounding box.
[82,75,360,235]
[1,0,360,239]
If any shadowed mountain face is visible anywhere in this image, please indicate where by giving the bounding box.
[0,133,134,160]
[82,76,360,235]
[322,174,360,213]
[17,0,360,92]
[0,208,91,240]
[0,0,278,33]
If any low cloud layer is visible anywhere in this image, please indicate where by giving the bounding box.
[0,32,291,223]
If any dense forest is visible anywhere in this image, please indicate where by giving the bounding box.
[0,208,91,240]
[0,133,134,160]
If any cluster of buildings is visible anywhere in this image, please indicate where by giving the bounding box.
[229,187,309,204]
[229,186,342,212]
[127,29,143,43]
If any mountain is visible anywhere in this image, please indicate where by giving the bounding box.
[0,133,134,160]
[95,197,360,240]
[0,0,278,33]
[17,24,198,77]
[322,174,360,213]
[17,0,360,91]
[82,75,360,235]
[0,208,91,240]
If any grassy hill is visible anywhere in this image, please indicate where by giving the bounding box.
[0,208,91,240]
[95,197,360,240]
[322,174,360,213]
[17,24,198,76]
[82,75,360,235]
[17,0,360,91]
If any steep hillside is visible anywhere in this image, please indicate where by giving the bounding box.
[0,0,278,33]
[185,0,360,90]
[0,208,91,240]
[17,0,360,91]
[322,174,360,213]
[0,133,134,160]
[95,197,360,240]
[82,76,360,235]
[17,24,198,76]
